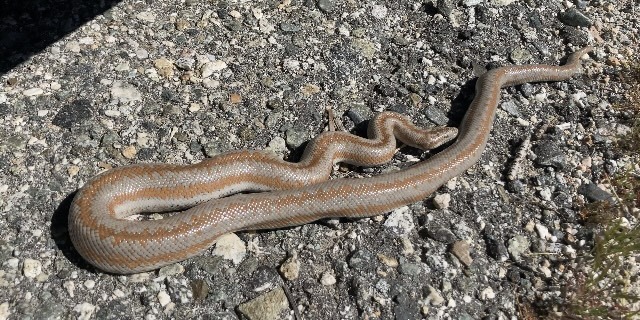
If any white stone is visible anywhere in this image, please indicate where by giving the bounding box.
[371,5,388,19]
[5,258,19,270]
[111,81,142,103]
[425,286,444,305]
[535,223,550,240]
[23,259,41,278]
[104,109,121,117]
[201,60,227,77]
[490,0,515,6]
[0,302,10,320]
[383,206,415,235]
[73,303,95,320]
[480,287,495,300]
[23,88,44,97]
[64,281,75,297]
[158,264,184,276]
[539,265,552,278]
[433,193,451,209]
[212,233,246,264]
[283,59,300,70]
[84,280,96,289]
[320,271,336,286]
[157,291,171,307]
[136,11,156,22]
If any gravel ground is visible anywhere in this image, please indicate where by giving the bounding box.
[1,0,638,319]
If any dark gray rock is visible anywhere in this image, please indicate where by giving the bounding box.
[578,183,613,203]
[533,141,567,169]
[558,8,593,27]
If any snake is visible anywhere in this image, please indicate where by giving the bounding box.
[68,46,593,274]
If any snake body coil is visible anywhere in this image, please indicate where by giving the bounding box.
[69,47,592,274]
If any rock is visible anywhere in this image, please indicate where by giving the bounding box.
[510,48,533,64]
[320,271,336,286]
[73,302,96,320]
[425,227,457,244]
[154,58,175,78]
[371,5,388,19]
[237,287,290,320]
[484,235,508,262]
[136,11,156,22]
[451,241,473,267]
[533,141,566,169]
[201,60,228,77]
[52,99,93,129]
[121,145,137,159]
[500,100,522,117]
[346,103,372,125]
[23,88,44,97]
[377,253,399,268]
[398,258,422,276]
[535,223,550,240]
[0,302,10,320]
[383,206,415,235]
[558,8,593,27]
[157,291,171,307]
[507,235,530,262]
[490,0,515,5]
[577,183,613,203]
[23,258,42,278]
[435,0,455,15]
[425,286,444,306]
[394,293,421,320]
[212,233,246,264]
[432,193,451,209]
[158,264,184,276]
[348,250,375,272]
[423,106,450,126]
[110,81,142,104]
[285,128,308,149]
[266,137,287,154]
[317,0,334,13]
[479,287,495,301]
[191,279,209,302]
[279,253,300,280]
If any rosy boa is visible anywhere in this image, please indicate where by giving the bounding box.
[69,47,593,274]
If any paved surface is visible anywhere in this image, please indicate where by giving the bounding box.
[0,0,638,319]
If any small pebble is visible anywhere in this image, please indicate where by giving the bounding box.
[320,271,336,286]
[23,88,44,96]
[535,223,549,240]
[451,241,473,267]
[212,233,246,265]
[377,254,399,268]
[279,253,300,280]
[433,193,451,209]
[84,280,95,289]
[23,259,42,278]
[73,302,96,320]
[121,146,137,159]
[201,60,227,77]
[425,286,444,306]
[157,291,171,307]
[479,287,495,301]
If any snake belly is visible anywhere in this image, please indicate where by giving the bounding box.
[68,47,592,274]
